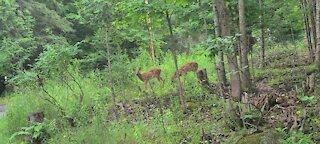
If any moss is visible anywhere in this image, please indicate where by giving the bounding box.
[236,130,281,144]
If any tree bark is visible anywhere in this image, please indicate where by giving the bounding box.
[215,0,241,101]
[259,0,266,68]
[144,0,155,63]
[301,0,313,62]
[309,0,317,61]
[165,11,186,110]
[238,0,252,91]
[105,25,118,120]
[196,68,211,91]
[212,0,227,97]
[316,0,320,64]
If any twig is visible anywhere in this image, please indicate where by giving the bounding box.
[66,70,84,104]
[244,122,258,129]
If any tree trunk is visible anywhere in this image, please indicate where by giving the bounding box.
[105,25,118,120]
[198,0,208,39]
[144,0,155,63]
[212,0,227,97]
[309,0,317,61]
[259,0,266,68]
[301,0,314,62]
[0,75,5,95]
[196,68,212,93]
[238,0,252,91]
[316,0,320,63]
[165,11,185,110]
[215,0,241,101]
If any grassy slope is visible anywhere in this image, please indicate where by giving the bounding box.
[0,43,319,143]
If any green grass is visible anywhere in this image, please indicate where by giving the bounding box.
[0,95,10,104]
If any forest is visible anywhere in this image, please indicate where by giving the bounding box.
[0,0,319,143]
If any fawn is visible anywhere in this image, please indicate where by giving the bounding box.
[133,68,164,90]
[171,62,198,83]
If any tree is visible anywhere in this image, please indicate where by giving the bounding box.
[316,0,320,65]
[144,0,156,63]
[212,0,227,97]
[0,1,35,75]
[214,0,241,101]
[165,11,186,110]
[238,0,252,90]
[259,0,266,68]
[105,25,118,120]
[301,0,312,61]
[308,0,317,60]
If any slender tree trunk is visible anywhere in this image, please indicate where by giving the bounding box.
[238,0,252,91]
[215,0,241,101]
[316,0,320,63]
[301,0,313,61]
[165,11,185,110]
[198,0,208,39]
[309,0,317,61]
[259,0,266,68]
[105,25,118,120]
[144,0,155,63]
[212,0,227,97]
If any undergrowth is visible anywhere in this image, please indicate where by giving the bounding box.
[0,45,318,143]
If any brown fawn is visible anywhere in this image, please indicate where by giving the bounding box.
[171,62,198,83]
[133,68,164,90]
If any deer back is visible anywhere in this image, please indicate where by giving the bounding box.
[135,68,161,82]
[172,62,198,79]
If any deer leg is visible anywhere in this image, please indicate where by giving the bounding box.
[157,76,164,87]
[194,71,198,77]
[183,74,187,85]
[144,81,147,90]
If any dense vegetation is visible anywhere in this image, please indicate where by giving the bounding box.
[0,0,319,143]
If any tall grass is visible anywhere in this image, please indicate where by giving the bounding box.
[0,48,221,143]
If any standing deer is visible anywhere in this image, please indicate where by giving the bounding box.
[172,62,198,83]
[133,68,164,90]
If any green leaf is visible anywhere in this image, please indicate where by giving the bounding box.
[298,96,315,102]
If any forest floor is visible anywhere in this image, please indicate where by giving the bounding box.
[112,46,320,143]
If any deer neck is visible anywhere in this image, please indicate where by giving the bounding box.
[136,73,145,82]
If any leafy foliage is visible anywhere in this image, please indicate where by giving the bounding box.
[0,0,318,143]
